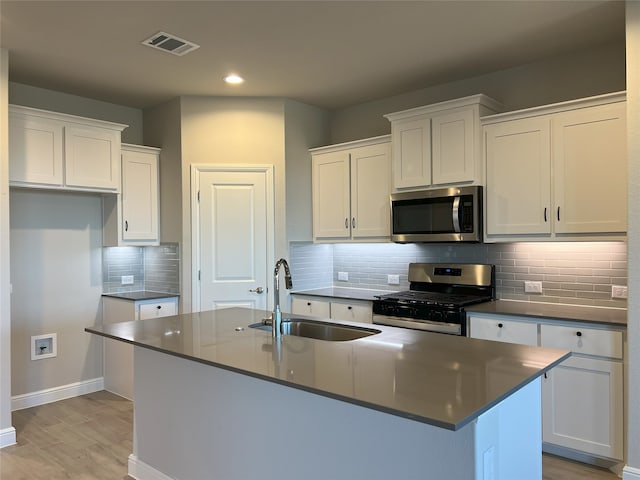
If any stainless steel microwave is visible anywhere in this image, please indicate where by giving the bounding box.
[390,186,482,243]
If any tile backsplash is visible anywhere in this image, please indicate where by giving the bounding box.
[103,243,180,294]
[290,241,627,309]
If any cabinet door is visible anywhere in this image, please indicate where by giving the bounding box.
[391,117,431,189]
[330,301,373,323]
[122,148,159,242]
[291,297,331,318]
[542,356,623,460]
[431,108,475,185]
[485,117,552,236]
[64,125,121,190]
[553,102,626,234]
[9,113,64,186]
[468,316,538,346]
[350,143,391,239]
[312,151,351,239]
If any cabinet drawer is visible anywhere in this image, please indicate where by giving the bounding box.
[469,316,538,346]
[540,324,623,359]
[291,296,331,319]
[138,299,178,320]
[330,301,372,323]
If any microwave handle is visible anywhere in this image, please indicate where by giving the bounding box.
[452,196,461,233]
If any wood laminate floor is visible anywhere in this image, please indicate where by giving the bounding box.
[0,391,621,479]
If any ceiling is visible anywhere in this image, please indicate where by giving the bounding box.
[0,0,626,111]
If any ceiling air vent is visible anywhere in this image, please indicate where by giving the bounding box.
[142,31,200,56]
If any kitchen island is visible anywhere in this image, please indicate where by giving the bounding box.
[86,307,569,480]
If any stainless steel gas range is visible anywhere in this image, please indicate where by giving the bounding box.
[372,263,495,336]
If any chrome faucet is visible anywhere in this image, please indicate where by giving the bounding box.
[272,258,293,338]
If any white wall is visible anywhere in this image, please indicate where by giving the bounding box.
[625,3,640,477]
[0,49,16,447]
[9,190,104,397]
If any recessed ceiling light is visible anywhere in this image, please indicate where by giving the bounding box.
[224,74,244,85]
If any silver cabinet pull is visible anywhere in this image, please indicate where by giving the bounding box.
[249,287,264,294]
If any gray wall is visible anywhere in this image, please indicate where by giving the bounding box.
[10,190,104,396]
[0,48,12,443]
[625,3,640,475]
[143,98,183,244]
[329,41,626,143]
[9,83,144,144]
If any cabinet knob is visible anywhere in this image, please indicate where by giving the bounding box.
[576,331,582,337]
[307,302,311,306]
[249,287,264,294]
[156,305,162,310]
[497,323,503,328]
[347,306,352,310]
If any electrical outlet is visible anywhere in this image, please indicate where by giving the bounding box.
[524,281,543,294]
[337,271,348,281]
[121,275,134,285]
[612,285,628,299]
[387,274,400,285]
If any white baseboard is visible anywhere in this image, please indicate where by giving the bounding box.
[624,465,640,480]
[0,426,16,449]
[128,454,175,480]
[11,377,104,411]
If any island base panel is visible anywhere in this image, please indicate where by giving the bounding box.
[129,346,542,480]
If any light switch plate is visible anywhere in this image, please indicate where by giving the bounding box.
[612,285,628,299]
[524,281,543,294]
[121,275,134,285]
[337,272,348,281]
[387,274,400,285]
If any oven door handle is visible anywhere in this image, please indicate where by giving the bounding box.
[372,315,462,335]
[452,196,461,233]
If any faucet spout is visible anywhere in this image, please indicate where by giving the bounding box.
[272,258,293,338]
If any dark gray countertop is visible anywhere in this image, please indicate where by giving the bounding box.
[86,307,569,431]
[291,287,394,301]
[102,291,179,302]
[467,300,627,327]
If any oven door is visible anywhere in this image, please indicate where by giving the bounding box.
[372,314,462,335]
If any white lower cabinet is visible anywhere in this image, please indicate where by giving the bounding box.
[468,313,624,462]
[291,294,373,323]
[102,296,179,399]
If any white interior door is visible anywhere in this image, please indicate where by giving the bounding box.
[195,166,273,312]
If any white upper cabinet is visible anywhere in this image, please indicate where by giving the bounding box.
[483,92,626,241]
[9,105,127,192]
[384,95,502,191]
[552,102,626,235]
[311,135,391,242]
[103,144,160,247]
[9,112,64,186]
[485,116,552,236]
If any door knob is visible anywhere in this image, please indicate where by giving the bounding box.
[249,287,264,294]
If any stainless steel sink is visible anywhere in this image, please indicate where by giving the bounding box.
[249,318,381,341]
